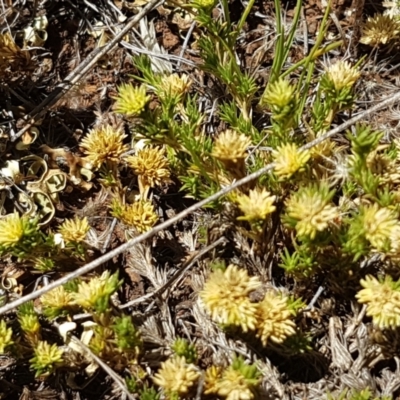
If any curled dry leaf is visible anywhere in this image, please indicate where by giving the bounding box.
[40,145,93,191]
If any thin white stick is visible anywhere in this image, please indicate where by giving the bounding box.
[177,21,196,69]
[61,330,135,400]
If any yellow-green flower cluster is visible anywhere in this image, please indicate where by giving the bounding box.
[0,320,14,353]
[199,264,261,332]
[360,13,400,46]
[200,265,296,344]
[58,216,90,244]
[157,73,192,100]
[30,341,63,377]
[33,257,55,273]
[212,130,251,172]
[261,78,295,109]
[356,275,400,329]
[73,271,122,312]
[89,324,115,361]
[126,147,170,194]
[153,355,200,396]
[260,78,298,122]
[204,357,261,400]
[0,213,30,247]
[255,292,296,346]
[0,213,41,258]
[361,204,398,251]
[236,188,276,224]
[18,302,41,347]
[325,61,360,91]
[80,125,129,170]
[347,202,400,257]
[20,314,41,346]
[272,143,310,180]
[40,286,74,319]
[113,83,150,116]
[284,184,339,240]
[110,198,158,233]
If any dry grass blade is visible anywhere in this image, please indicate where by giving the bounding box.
[119,236,227,309]
[1,90,400,316]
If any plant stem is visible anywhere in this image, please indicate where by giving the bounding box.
[234,0,256,41]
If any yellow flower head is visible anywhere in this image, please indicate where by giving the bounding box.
[255,292,296,346]
[285,185,339,239]
[113,83,150,116]
[199,264,261,332]
[158,73,192,98]
[360,14,400,46]
[362,204,398,251]
[30,341,63,377]
[40,286,74,319]
[126,147,170,190]
[0,213,36,247]
[153,355,200,395]
[80,125,129,169]
[211,357,261,400]
[110,199,158,233]
[58,216,90,244]
[236,188,276,223]
[0,213,41,258]
[0,320,14,353]
[325,60,360,91]
[356,275,400,329]
[212,130,252,164]
[310,138,336,159]
[73,271,122,311]
[261,78,296,111]
[273,143,310,180]
[216,368,256,400]
[204,365,223,395]
[19,314,41,336]
[18,302,41,346]
[218,371,254,399]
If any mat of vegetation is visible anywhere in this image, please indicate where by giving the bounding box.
[1,0,400,399]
